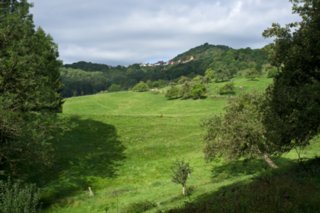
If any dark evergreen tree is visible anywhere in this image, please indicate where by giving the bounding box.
[0,0,64,178]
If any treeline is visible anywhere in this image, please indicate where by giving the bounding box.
[61,44,270,97]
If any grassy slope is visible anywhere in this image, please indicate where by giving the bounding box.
[43,77,319,213]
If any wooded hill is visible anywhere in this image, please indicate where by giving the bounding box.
[61,43,269,97]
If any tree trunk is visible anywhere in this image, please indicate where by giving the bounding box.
[182,185,186,196]
[262,153,278,169]
[88,187,94,197]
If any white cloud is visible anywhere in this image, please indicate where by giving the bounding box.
[30,0,300,65]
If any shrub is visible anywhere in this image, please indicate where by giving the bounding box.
[219,82,235,95]
[165,86,181,100]
[108,84,122,92]
[132,82,149,92]
[121,200,156,213]
[177,76,189,84]
[191,82,207,99]
[180,82,192,99]
[0,179,40,213]
[244,68,259,80]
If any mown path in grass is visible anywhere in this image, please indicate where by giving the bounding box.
[43,78,319,213]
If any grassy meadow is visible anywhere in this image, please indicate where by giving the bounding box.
[39,77,320,213]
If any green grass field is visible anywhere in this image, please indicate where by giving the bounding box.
[41,77,320,213]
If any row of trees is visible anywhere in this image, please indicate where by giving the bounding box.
[203,0,320,168]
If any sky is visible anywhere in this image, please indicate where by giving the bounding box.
[29,0,300,66]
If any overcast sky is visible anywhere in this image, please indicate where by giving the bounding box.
[29,0,299,65]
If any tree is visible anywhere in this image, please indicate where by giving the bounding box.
[203,93,278,168]
[0,0,64,178]
[171,160,192,196]
[191,82,207,99]
[262,0,320,155]
[213,67,232,82]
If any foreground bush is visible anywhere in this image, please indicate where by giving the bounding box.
[0,179,40,213]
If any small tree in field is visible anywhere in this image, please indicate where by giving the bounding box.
[171,160,192,196]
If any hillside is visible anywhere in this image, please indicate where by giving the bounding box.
[61,43,270,97]
[33,77,320,213]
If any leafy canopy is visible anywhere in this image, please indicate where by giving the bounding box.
[262,0,320,150]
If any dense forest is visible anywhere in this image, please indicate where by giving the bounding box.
[61,44,270,97]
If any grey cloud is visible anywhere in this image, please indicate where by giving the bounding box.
[30,0,299,65]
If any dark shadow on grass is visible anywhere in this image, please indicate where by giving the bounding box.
[211,157,293,181]
[168,158,320,213]
[33,116,125,205]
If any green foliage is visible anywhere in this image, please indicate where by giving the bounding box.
[213,67,232,82]
[0,179,40,213]
[132,82,149,92]
[147,80,168,89]
[204,68,215,83]
[165,86,181,100]
[108,84,122,92]
[179,82,192,99]
[0,1,62,112]
[121,200,157,213]
[60,68,108,97]
[191,82,207,99]
[176,81,207,100]
[203,93,278,168]
[262,0,320,152]
[244,68,259,80]
[171,160,192,195]
[0,1,65,179]
[218,82,235,95]
[177,76,190,84]
[263,64,279,78]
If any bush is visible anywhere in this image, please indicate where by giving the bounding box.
[180,82,192,99]
[219,82,235,95]
[267,67,279,78]
[108,84,122,92]
[132,82,149,92]
[177,76,190,84]
[244,68,259,80]
[0,179,40,213]
[191,82,207,99]
[165,86,181,100]
[121,200,156,213]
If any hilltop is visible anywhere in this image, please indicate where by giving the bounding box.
[61,43,270,97]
